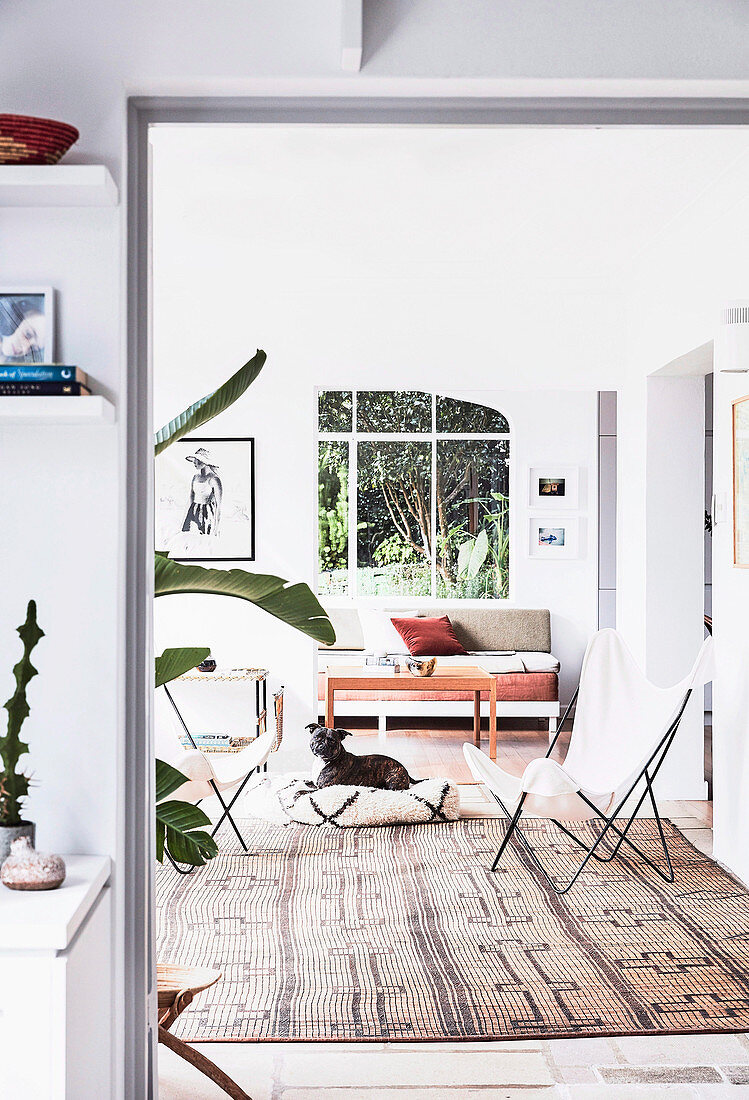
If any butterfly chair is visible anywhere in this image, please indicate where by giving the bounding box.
[464,629,713,895]
[157,684,284,874]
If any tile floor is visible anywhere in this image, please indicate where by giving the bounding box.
[160,725,742,1099]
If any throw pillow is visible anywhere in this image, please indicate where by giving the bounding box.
[359,609,419,656]
[390,615,467,657]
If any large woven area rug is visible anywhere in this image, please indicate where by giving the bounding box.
[156,817,749,1042]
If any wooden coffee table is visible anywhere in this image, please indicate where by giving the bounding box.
[324,665,497,759]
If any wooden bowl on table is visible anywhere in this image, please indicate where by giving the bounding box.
[406,656,437,677]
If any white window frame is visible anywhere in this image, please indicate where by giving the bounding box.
[316,389,511,604]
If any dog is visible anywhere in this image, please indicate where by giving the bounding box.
[306,723,416,791]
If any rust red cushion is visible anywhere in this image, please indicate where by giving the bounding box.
[390,615,467,657]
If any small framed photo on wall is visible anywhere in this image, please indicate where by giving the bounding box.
[0,288,54,364]
[529,516,579,559]
[733,396,749,567]
[529,466,579,509]
[155,436,255,562]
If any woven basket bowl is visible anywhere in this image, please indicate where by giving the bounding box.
[0,114,79,165]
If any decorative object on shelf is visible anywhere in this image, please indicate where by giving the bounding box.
[529,466,579,509]
[0,835,65,891]
[529,515,580,559]
[198,656,216,672]
[0,287,54,365]
[406,656,436,677]
[733,396,749,567]
[0,115,79,165]
[0,600,44,861]
[156,436,255,562]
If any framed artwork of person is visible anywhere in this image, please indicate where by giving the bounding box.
[0,287,55,365]
[155,436,255,561]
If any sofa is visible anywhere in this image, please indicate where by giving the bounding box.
[317,606,560,735]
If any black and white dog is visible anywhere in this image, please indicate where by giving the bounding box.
[306,723,416,791]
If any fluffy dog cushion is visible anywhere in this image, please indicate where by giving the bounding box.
[391,615,467,657]
[278,776,460,827]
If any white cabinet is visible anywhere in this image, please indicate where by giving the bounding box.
[0,856,112,1098]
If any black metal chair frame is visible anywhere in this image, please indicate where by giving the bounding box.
[161,679,268,875]
[487,685,693,895]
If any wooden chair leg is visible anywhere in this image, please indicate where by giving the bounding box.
[159,1024,253,1100]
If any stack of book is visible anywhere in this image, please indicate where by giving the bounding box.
[365,655,401,670]
[179,732,252,753]
[0,365,91,396]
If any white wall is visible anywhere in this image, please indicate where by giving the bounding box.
[712,322,749,885]
[645,376,706,799]
[617,163,749,829]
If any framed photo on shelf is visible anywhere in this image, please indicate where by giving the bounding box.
[529,466,579,509]
[529,516,579,559]
[733,396,749,567]
[155,436,255,562]
[0,287,54,365]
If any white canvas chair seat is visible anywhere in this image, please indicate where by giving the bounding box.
[463,746,613,821]
[464,629,713,893]
[165,728,278,803]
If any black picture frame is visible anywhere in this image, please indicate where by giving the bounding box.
[155,435,255,562]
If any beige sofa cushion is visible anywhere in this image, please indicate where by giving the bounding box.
[418,607,551,653]
[319,605,552,655]
[319,607,365,651]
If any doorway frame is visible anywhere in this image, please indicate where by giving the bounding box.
[126,96,749,1098]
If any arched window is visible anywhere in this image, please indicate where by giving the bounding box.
[318,391,510,599]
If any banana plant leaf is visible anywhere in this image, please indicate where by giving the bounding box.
[458,528,489,579]
[154,555,336,646]
[155,759,218,866]
[154,350,266,456]
[155,646,211,689]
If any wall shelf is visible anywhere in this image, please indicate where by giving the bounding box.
[0,395,115,424]
[0,165,118,207]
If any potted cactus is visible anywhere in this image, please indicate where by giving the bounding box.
[0,600,44,861]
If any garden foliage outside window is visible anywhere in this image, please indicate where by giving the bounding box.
[318,391,510,599]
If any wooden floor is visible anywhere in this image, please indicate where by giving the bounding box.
[346,716,713,830]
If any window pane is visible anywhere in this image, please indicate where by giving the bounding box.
[436,439,510,599]
[357,440,432,597]
[318,390,352,432]
[357,391,431,433]
[437,396,510,434]
[318,441,348,595]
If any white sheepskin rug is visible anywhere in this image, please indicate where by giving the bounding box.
[241,774,460,828]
